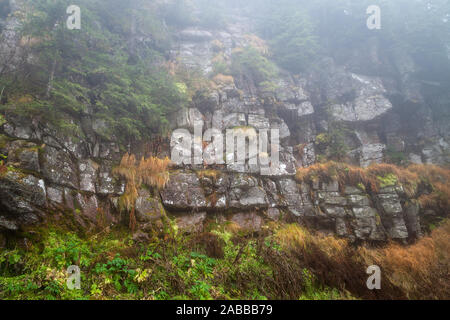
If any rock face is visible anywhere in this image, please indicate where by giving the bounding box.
[0,171,46,230]
[135,189,163,223]
[161,173,207,211]
[374,187,409,239]
[0,6,448,243]
[229,181,268,209]
[311,60,393,122]
[4,140,40,172]
[41,145,79,189]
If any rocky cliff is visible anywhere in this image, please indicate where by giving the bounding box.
[0,2,448,244]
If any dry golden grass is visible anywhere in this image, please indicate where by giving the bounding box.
[223,221,242,235]
[113,153,171,192]
[20,35,48,47]
[211,39,224,51]
[273,221,450,299]
[296,161,379,192]
[138,156,171,189]
[272,224,377,298]
[358,219,450,299]
[164,60,216,97]
[164,60,177,76]
[291,162,449,298]
[0,160,6,177]
[432,219,450,262]
[231,47,244,55]
[196,169,221,182]
[113,153,171,231]
[275,224,309,250]
[408,163,450,183]
[243,34,270,56]
[276,224,350,261]
[212,73,235,86]
[296,162,450,213]
[407,164,450,211]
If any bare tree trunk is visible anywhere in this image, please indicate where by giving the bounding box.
[0,86,4,102]
[45,58,56,98]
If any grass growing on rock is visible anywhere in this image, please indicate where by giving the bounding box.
[296,162,450,215]
[112,153,171,231]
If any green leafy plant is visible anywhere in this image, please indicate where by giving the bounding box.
[94,254,138,294]
[231,46,278,89]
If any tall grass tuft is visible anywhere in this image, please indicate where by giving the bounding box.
[0,160,6,177]
[270,221,450,299]
[358,219,450,299]
[113,153,171,231]
[296,162,450,214]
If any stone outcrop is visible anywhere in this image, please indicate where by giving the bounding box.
[0,171,45,230]
[0,5,448,244]
[161,172,208,211]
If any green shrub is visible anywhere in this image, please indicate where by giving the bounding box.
[94,254,138,294]
[377,173,398,188]
[231,46,278,89]
[0,0,187,146]
[315,124,351,161]
[253,1,319,73]
[386,146,407,165]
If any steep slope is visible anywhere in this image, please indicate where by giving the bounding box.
[0,0,449,244]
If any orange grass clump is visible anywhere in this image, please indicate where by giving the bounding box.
[296,162,450,213]
[113,153,171,231]
[296,161,381,192]
[407,164,450,211]
[0,160,6,177]
[358,220,450,299]
[273,221,450,299]
[212,73,235,86]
